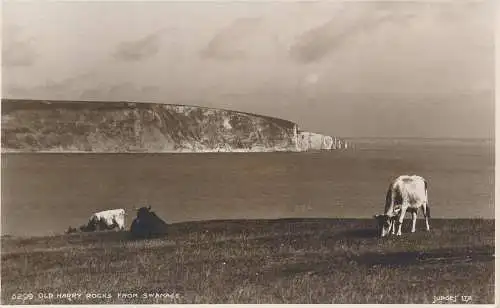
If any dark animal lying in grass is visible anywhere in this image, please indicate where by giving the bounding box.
[130,206,168,238]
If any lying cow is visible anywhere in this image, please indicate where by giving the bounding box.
[68,209,126,233]
[130,206,168,238]
[90,209,126,230]
[374,175,431,237]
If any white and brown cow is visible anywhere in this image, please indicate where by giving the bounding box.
[374,175,431,237]
[66,209,126,234]
[87,209,126,231]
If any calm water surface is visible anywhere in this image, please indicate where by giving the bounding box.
[1,139,494,236]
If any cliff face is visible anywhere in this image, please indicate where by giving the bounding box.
[297,132,348,151]
[1,99,348,152]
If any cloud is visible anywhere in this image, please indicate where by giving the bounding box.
[3,85,30,97]
[45,73,95,92]
[3,72,95,99]
[113,31,164,62]
[201,17,261,60]
[2,25,38,67]
[288,6,416,63]
[5,77,161,101]
[80,83,160,101]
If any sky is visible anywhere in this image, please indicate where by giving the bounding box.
[2,0,495,138]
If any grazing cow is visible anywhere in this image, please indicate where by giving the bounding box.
[130,206,168,238]
[374,175,431,237]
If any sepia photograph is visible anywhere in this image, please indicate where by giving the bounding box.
[1,0,495,304]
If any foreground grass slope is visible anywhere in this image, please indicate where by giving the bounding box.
[2,99,301,152]
[1,218,494,304]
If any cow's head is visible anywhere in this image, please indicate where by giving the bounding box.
[136,205,153,219]
[374,214,395,237]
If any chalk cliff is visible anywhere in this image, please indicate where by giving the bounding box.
[1,99,349,152]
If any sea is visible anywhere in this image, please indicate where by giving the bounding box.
[1,138,494,237]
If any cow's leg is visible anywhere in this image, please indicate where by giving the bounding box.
[423,203,431,231]
[396,206,408,236]
[391,207,400,235]
[411,211,417,233]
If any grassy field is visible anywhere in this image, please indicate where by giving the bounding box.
[1,218,494,304]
